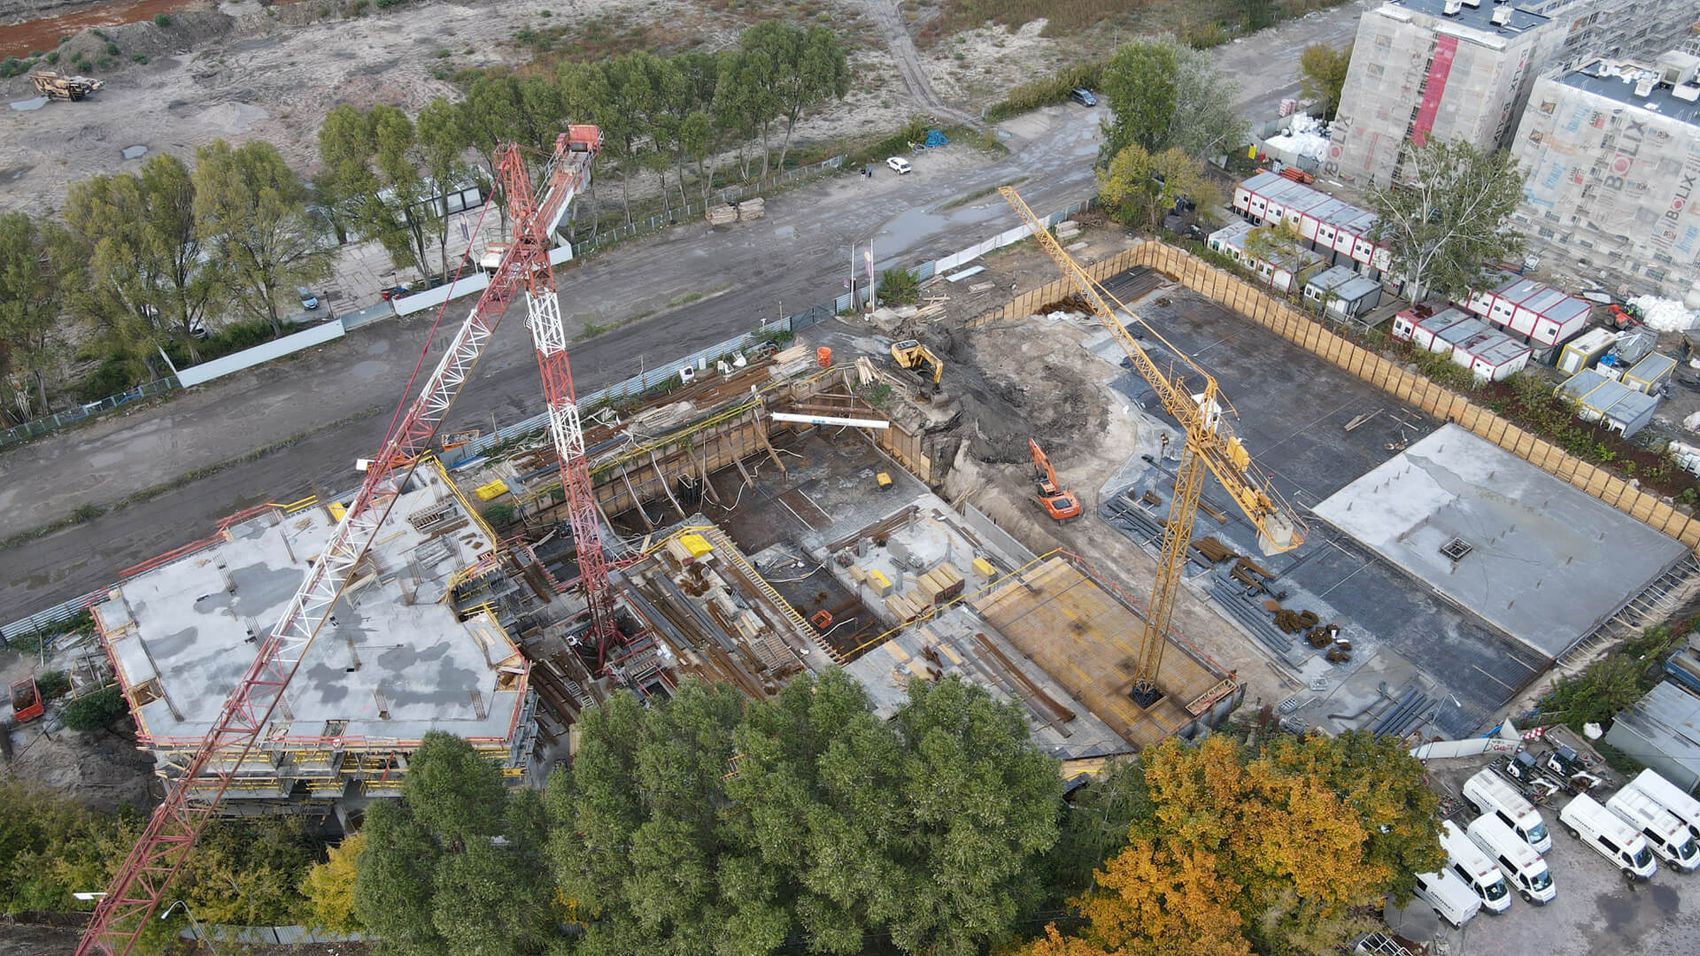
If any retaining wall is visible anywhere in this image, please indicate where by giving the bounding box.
[176,321,346,388]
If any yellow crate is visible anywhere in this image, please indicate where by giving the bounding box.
[678,533,714,558]
[474,479,510,501]
[972,557,998,579]
[327,501,347,522]
[866,569,893,596]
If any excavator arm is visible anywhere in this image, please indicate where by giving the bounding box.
[998,186,1302,555]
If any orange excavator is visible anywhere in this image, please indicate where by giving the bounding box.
[1029,438,1081,520]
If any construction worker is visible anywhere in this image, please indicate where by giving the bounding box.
[1159,433,1170,460]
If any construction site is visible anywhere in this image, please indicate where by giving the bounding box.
[35,121,1700,950]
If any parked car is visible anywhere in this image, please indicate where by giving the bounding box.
[1070,87,1098,107]
[886,156,912,175]
[297,286,319,310]
[379,285,411,301]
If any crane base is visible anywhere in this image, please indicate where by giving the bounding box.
[1128,684,1165,710]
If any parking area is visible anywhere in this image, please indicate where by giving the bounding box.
[1440,814,1697,955]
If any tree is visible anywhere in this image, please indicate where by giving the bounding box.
[1368,138,1524,303]
[301,832,364,933]
[65,154,221,368]
[0,212,71,420]
[60,685,128,732]
[354,733,554,956]
[192,139,332,335]
[547,682,748,956]
[1029,838,1250,956]
[1097,144,1219,234]
[1031,734,1429,956]
[417,96,472,276]
[318,104,445,281]
[1299,43,1352,120]
[716,45,781,179]
[745,23,848,171]
[1100,37,1244,163]
[1243,220,1309,279]
[883,677,1063,956]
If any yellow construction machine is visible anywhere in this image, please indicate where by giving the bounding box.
[889,339,943,397]
[999,185,1304,701]
[29,71,103,101]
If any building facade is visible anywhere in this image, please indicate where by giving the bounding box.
[1326,0,1564,190]
[1509,52,1700,299]
[1522,0,1697,62]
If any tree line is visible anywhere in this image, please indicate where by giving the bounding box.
[0,21,848,428]
[304,673,1441,956]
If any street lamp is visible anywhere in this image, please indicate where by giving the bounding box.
[161,899,227,956]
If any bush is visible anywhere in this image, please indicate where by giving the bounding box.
[152,13,171,26]
[104,42,120,57]
[35,671,71,701]
[61,685,128,732]
[75,355,142,402]
[844,116,932,171]
[44,51,58,64]
[984,61,1103,124]
[131,53,148,64]
[878,267,920,306]
[0,57,29,79]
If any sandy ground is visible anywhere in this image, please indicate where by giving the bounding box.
[0,0,922,216]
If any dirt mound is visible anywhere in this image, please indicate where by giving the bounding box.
[4,722,156,813]
[945,322,1105,465]
[48,9,232,77]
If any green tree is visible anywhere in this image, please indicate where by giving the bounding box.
[884,677,1062,956]
[65,153,221,368]
[355,733,553,956]
[1243,220,1309,279]
[878,267,920,306]
[1299,43,1352,120]
[1040,759,1151,901]
[192,139,332,335]
[1368,138,1525,302]
[1100,37,1244,163]
[61,685,129,732]
[1097,144,1219,234]
[318,104,445,281]
[0,212,72,420]
[747,23,848,171]
[715,46,780,179]
[417,96,472,275]
[547,682,747,956]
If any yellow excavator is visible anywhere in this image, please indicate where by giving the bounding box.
[999,185,1304,700]
[889,339,943,398]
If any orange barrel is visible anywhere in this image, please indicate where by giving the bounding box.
[816,346,832,368]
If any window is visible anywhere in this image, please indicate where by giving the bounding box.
[1601,836,1620,853]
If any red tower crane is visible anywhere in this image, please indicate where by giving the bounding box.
[75,126,602,956]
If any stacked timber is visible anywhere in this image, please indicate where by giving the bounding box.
[706,204,738,225]
[736,197,766,221]
[1055,220,1082,240]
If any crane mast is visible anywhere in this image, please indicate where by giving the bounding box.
[504,126,622,663]
[998,185,1303,696]
[77,127,600,956]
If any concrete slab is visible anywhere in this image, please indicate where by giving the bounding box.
[1314,425,1688,659]
[95,467,525,749]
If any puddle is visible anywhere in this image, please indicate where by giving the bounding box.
[120,144,148,159]
[8,97,49,111]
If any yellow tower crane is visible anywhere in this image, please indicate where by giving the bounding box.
[998,185,1305,699]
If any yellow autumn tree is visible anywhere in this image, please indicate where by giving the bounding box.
[300,831,366,933]
[1032,735,1402,956]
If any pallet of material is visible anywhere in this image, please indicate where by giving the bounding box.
[917,561,964,604]
[736,197,765,221]
[885,593,924,623]
[706,204,738,225]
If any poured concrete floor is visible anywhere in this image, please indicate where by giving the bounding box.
[1314,425,1688,659]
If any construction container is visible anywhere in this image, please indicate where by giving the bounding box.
[1468,274,1593,347]
[1623,353,1677,395]
[474,479,510,501]
[1558,328,1618,375]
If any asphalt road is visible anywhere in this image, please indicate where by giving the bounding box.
[0,1,1373,623]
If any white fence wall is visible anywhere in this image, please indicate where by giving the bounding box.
[176,321,346,388]
[393,244,576,317]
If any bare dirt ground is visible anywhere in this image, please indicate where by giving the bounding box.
[0,0,984,217]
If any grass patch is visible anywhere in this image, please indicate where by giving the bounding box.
[983,61,1103,123]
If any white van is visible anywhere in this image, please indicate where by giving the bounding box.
[1625,768,1700,841]
[1560,793,1658,880]
[1464,769,1553,852]
[1468,814,1556,904]
[1439,820,1512,912]
[1411,868,1482,928]
[1608,788,1700,872]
